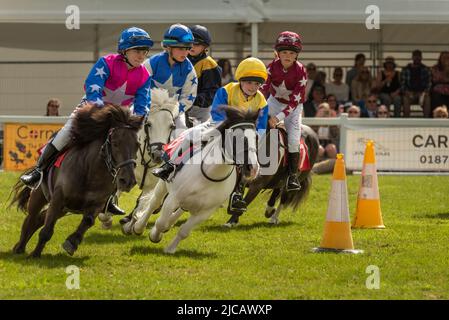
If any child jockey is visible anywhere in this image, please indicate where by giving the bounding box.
[260,31,307,192]
[153,57,268,214]
[185,25,222,126]
[144,24,197,132]
[20,27,153,215]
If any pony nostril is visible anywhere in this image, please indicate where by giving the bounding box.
[119,178,127,186]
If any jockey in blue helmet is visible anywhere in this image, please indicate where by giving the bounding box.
[21,27,154,216]
[144,24,198,133]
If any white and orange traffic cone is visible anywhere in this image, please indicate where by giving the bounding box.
[352,140,385,229]
[313,154,363,254]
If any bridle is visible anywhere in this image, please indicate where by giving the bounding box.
[101,126,137,183]
[137,108,176,188]
[200,122,257,183]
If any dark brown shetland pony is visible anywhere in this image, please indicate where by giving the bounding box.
[10,104,142,258]
[225,124,320,226]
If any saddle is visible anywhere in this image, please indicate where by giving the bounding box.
[272,123,311,172]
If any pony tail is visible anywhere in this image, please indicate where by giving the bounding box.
[8,178,32,213]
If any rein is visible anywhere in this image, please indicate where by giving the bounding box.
[200,122,256,183]
[137,108,176,188]
[101,126,137,184]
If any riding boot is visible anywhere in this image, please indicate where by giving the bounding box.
[20,143,59,187]
[105,194,125,215]
[286,152,301,192]
[228,174,247,214]
[152,161,175,181]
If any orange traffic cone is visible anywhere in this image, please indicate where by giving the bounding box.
[313,154,363,254]
[352,140,385,229]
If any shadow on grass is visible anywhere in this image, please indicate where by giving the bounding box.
[202,221,296,233]
[129,245,218,259]
[413,212,449,220]
[0,251,89,268]
[83,230,145,244]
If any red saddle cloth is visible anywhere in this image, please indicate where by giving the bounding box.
[279,133,311,172]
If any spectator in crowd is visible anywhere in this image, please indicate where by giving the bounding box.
[325,67,350,103]
[217,58,234,86]
[401,49,431,118]
[315,71,327,86]
[325,94,340,116]
[305,62,317,100]
[374,56,401,117]
[45,98,61,116]
[312,103,339,161]
[364,93,379,118]
[347,105,361,118]
[431,51,449,113]
[351,66,373,108]
[346,53,366,91]
[376,104,390,118]
[433,105,449,118]
[304,84,325,117]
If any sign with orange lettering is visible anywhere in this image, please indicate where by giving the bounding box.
[3,123,63,171]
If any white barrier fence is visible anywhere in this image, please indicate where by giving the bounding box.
[1,114,449,172]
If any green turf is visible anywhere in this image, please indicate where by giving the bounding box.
[0,171,448,299]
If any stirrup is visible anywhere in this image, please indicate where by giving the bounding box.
[20,168,44,189]
[286,175,301,192]
[229,192,247,213]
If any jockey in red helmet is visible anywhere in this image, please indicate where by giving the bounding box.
[260,31,307,191]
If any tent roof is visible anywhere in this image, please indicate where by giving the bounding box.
[1,0,448,24]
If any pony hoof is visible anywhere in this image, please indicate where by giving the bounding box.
[149,228,162,243]
[12,244,25,254]
[132,225,144,236]
[265,207,276,218]
[119,216,131,225]
[98,212,111,223]
[163,246,176,254]
[28,251,41,259]
[269,217,279,225]
[62,240,76,256]
[121,220,134,235]
[223,222,236,228]
[101,220,113,230]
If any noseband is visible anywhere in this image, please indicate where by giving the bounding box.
[101,126,137,183]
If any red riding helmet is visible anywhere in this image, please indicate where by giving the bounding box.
[274,31,302,53]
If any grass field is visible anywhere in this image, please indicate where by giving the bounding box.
[0,171,448,300]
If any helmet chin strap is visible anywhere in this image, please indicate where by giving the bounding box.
[121,52,135,68]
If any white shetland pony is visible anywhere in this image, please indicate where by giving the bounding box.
[123,107,260,253]
[99,88,179,228]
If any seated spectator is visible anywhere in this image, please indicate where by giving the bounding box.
[401,50,431,118]
[315,71,327,87]
[325,94,340,116]
[433,105,449,118]
[376,104,390,118]
[351,66,373,108]
[304,85,325,117]
[346,53,366,98]
[305,62,317,101]
[347,105,361,118]
[312,103,339,161]
[364,94,380,118]
[374,56,402,117]
[431,51,449,113]
[325,67,350,103]
[46,98,61,116]
[217,58,234,86]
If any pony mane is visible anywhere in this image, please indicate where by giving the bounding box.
[149,88,180,118]
[216,105,259,132]
[71,104,142,146]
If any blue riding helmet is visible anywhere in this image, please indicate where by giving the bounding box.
[162,24,194,48]
[118,27,154,53]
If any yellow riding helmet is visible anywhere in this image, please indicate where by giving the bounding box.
[235,57,268,84]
